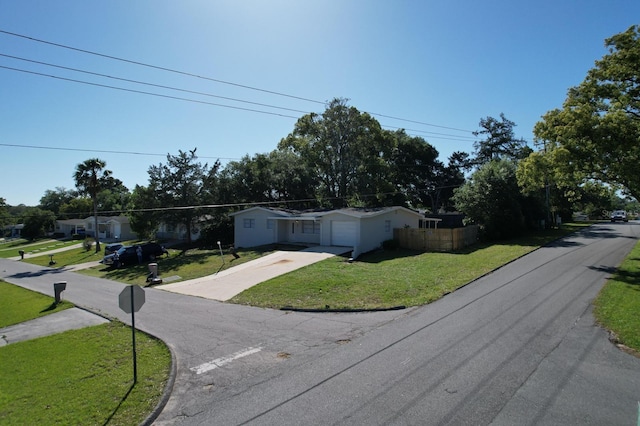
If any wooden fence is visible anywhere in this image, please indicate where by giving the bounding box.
[394,226,479,252]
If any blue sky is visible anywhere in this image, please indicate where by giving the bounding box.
[1,1,639,207]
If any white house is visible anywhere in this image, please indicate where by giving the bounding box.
[55,216,136,240]
[230,206,422,258]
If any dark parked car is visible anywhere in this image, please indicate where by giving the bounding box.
[104,243,124,255]
[102,243,168,268]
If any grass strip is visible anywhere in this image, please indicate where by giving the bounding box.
[593,240,640,352]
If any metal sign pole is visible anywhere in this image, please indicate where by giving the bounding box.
[130,286,138,383]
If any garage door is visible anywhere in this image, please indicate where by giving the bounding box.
[331,221,357,247]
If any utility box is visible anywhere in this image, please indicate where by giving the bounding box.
[53,281,67,304]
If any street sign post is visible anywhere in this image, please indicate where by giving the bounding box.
[118,285,146,383]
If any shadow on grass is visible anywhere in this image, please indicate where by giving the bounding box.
[102,383,135,426]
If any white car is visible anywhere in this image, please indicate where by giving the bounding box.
[610,210,628,222]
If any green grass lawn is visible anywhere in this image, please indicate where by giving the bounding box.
[230,224,591,310]
[0,239,79,259]
[593,240,640,353]
[0,281,72,327]
[0,282,171,425]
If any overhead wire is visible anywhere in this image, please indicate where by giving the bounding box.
[0,29,477,135]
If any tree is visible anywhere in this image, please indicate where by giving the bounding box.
[472,113,530,166]
[39,187,77,217]
[278,98,390,207]
[128,184,161,240]
[218,150,317,209]
[534,25,640,200]
[147,149,219,245]
[21,208,56,240]
[385,129,442,208]
[0,197,9,231]
[452,159,528,240]
[73,158,113,253]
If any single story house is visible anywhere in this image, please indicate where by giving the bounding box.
[230,206,422,258]
[55,216,136,241]
[156,220,203,242]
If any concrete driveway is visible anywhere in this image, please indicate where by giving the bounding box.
[157,246,350,301]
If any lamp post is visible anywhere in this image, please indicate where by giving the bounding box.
[217,241,225,264]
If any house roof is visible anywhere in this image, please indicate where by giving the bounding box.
[232,206,422,220]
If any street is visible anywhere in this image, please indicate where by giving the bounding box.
[2,222,639,425]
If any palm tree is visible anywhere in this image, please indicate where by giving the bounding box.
[74,158,111,253]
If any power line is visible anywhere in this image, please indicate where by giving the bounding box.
[0,63,477,143]
[0,29,326,106]
[0,143,239,161]
[0,29,476,134]
[0,65,301,119]
[0,53,313,116]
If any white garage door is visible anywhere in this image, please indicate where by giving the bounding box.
[331,221,357,247]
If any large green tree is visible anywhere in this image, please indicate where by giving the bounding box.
[278,98,391,207]
[39,187,77,217]
[21,208,56,240]
[147,149,219,245]
[472,113,531,166]
[534,25,640,200]
[453,159,530,240]
[73,158,113,252]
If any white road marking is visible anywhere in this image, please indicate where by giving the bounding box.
[191,346,263,375]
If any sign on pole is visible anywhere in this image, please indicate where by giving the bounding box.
[118,286,146,383]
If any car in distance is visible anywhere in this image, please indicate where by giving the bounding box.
[610,210,628,222]
[102,243,168,268]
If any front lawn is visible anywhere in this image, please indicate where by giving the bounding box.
[230,224,591,310]
[0,282,171,425]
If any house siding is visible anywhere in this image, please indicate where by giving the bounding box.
[233,208,280,248]
[232,206,422,258]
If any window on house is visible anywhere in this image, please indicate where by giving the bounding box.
[385,220,391,232]
[267,219,275,229]
[302,221,314,234]
[244,218,255,229]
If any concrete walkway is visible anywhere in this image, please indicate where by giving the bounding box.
[0,307,109,346]
[158,246,350,301]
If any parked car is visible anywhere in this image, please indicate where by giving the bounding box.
[610,210,628,222]
[102,243,168,268]
[104,243,124,255]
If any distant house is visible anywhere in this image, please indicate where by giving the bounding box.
[3,223,24,238]
[230,206,422,258]
[156,219,204,242]
[55,216,136,241]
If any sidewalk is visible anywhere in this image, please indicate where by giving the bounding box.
[0,307,109,347]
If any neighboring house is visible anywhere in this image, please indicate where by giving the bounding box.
[55,216,136,240]
[3,223,24,238]
[156,220,203,242]
[230,206,422,258]
[54,219,86,236]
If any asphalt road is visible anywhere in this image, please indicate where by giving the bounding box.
[2,222,640,425]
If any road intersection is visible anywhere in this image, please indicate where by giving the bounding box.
[2,222,639,425]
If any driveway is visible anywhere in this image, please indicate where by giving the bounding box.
[157,246,350,301]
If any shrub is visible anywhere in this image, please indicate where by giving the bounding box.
[382,239,399,250]
[82,238,93,252]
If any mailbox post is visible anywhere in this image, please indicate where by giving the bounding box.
[53,281,66,304]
